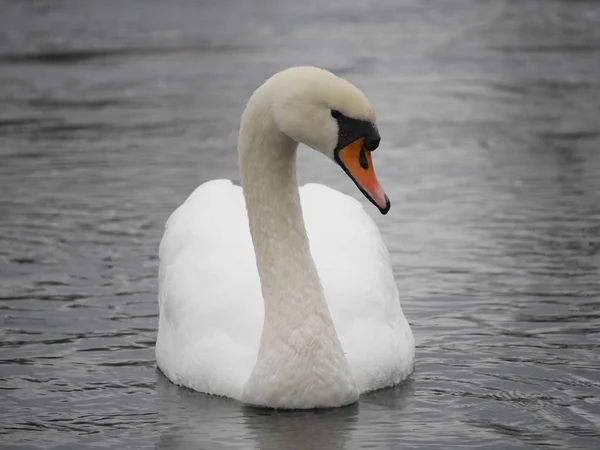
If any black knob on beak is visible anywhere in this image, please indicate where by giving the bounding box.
[364,131,381,152]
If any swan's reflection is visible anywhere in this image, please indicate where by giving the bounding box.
[155,372,252,449]
[360,378,414,410]
[155,371,414,450]
[241,403,359,450]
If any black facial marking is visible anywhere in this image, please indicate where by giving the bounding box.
[332,110,380,155]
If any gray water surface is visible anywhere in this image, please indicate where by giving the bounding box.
[1,0,600,449]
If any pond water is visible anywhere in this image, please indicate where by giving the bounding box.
[1,0,599,448]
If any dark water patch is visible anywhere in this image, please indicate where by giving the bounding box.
[0,42,256,65]
[0,358,35,365]
[26,97,140,110]
[0,337,76,348]
[538,131,599,141]
[97,360,155,368]
[516,312,600,323]
[10,257,37,264]
[34,280,69,287]
[490,81,600,97]
[16,119,191,141]
[492,44,600,54]
[0,117,54,128]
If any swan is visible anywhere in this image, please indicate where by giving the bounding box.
[156,66,415,409]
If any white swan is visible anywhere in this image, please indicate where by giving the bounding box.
[156,66,415,409]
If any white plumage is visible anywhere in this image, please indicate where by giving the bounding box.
[156,67,415,409]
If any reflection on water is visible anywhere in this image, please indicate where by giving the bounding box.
[1,0,599,449]
[155,373,415,450]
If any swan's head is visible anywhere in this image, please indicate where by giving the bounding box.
[269,67,390,214]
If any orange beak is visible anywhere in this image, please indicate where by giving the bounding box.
[335,138,390,214]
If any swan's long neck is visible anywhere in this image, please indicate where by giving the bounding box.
[239,105,324,330]
[238,86,358,408]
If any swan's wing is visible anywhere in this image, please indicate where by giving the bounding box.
[301,183,415,392]
[156,179,262,396]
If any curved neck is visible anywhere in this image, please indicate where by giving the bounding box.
[237,88,355,407]
[238,94,331,328]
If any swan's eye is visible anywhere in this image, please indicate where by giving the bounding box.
[330,109,342,119]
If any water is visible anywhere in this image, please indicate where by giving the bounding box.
[1,0,599,448]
